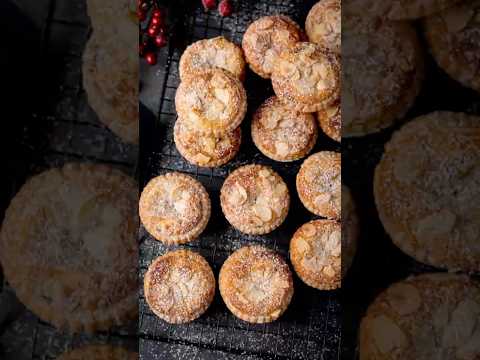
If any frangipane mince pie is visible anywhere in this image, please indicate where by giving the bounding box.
[179,36,246,82]
[251,96,318,162]
[374,112,480,272]
[219,245,294,323]
[272,42,341,113]
[360,273,480,359]
[175,68,247,135]
[144,250,215,324]
[290,220,341,290]
[0,163,139,333]
[220,165,290,235]
[305,0,341,54]
[242,15,304,79]
[297,151,341,219]
[139,172,211,245]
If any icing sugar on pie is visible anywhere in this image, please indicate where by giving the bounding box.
[175,68,247,135]
[144,250,215,324]
[306,0,341,54]
[317,101,341,142]
[139,172,211,245]
[242,15,304,79]
[251,96,318,162]
[290,220,341,290]
[219,245,294,323]
[179,36,246,82]
[0,163,139,333]
[297,151,341,219]
[174,118,241,168]
[272,42,340,113]
[220,165,290,235]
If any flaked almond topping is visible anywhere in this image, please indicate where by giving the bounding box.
[323,265,336,277]
[274,183,287,196]
[214,88,230,105]
[315,193,332,207]
[258,169,271,178]
[194,153,212,164]
[296,237,311,254]
[326,105,339,117]
[263,112,281,130]
[303,223,318,237]
[254,204,273,222]
[258,18,274,30]
[275,142,290,156]
[203,137,217,153]
[231,183,248,205]
[279,117,294,128]
[387,283,421,315]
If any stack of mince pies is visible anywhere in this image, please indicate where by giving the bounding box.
[142,1,343,326]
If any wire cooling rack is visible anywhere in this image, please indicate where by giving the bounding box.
[0,0,137,358]
[139,1,341,359]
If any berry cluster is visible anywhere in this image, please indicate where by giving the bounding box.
[202,0,233,17]
[138,0,167,65]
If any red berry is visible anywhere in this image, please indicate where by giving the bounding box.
[137,10,146,21]
[154,33,168,47]
[147,25,159,37]
[218,0,233,17]
[145,52,157,65]
[202,0,217,10]
[150,16,162,26]
[152,9,163,18]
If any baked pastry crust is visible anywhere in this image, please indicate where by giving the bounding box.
[374,112,480,272]
[0,163,139,333]
[297,151,341,219]
[219,245,294,323]
[306,0,341,54]
[359,273,480,359]
[272,42,340,113]
[57,345,137,360]
[424,0,480,93]
[139,172,211,245]
[343,16,424,137]
[220,165,290,235]
[342,185,359,277]
[290,220,341,290]
[242,15,305,79]
[175,68,247,135]
[317,101,341,142]
[174,118,241,168]
[83,34,138,144]
[144,250,215,324]
[179,36,246,82]
[251,96,318,162]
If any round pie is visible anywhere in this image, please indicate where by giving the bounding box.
[174,119,241,167]
[251,96,318,162]
[57,345,137,360]
[424,0,480,93]
[374,112,480,272]
[271,42,340,113]
[179,36,246,82]
[290,220,341,290]
[343,15,424,137]
[242,15,304,79]
[175,68,247,135]
[144,250,215,324]
[219,245,294,323]
[305,0,341,54]
[139,172,211,245]
[0,163,139,333]
[220,165,290,235]
[359,273,480,359]
[297,152,341,219]
[317,101,341,142]
[342,185,359,277]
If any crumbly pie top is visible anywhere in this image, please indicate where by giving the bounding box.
[317,101,341,142]
[306,0,341,54]
[290,220,341,290]
[83,34,139,143]
[174,118,241,168]
[57,345,137,360]
[242,15,304,79]
[271,42,340,113]
[0,163,139,333]
[139,172,211,245]
[175,68,247,135]
[360,273,480,359]
[342,185,359,277]
[251,96,318,162]
[424,0,480,93]
[374,112,480,272]
[343,15,423,137]
[144,250,215,324]
[219,245,294,323]
[179,36,246,81]
[220,165,290,235]
[297,151,341,219]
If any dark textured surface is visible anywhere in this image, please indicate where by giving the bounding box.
[139,1,341,359]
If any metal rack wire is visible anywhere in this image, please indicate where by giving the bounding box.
[139,1,340,359]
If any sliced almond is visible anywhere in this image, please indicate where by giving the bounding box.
[214,88,230,105]
[371,315,408,354]
[230,183,248,205]
[303,223,317,237]
[262,112,280,130]
[258,169,271,178]
[258,18,274,30]
[323,265,336,277]
[387,283,421,316]
[203,136,217,154]
[275,142,290,157]
[194,153,212,164]
[315,193,332,207]
[254,204,273,222]
[274,183,287,196]
[295,237,311,254]
[279,117,295,128]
